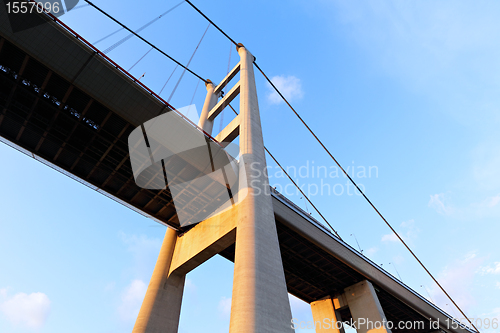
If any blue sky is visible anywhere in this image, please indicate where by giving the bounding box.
[1,0,500,332]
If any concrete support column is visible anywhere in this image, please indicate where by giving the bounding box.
[311,297,345,333]
[132,227,185,333]
[198,80,218,135]
[229,44,293,333]
[344,281,392,333]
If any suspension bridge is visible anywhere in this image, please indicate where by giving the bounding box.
[0,1,478,333]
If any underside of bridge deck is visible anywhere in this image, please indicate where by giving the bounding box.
[0,36,186,228]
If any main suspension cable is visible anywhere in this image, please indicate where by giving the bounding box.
[83,0,207,83]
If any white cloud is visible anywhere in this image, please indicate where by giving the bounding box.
[391,255,405,265]
[184,279,196,293]
[267,75,304,105]
[365,247,378,257]
[467,194,500,218]
[182,279,198,306]
[481,262,500,275]
[381,219,418,243]
[487,195,500,207]
[218,296,231,317]
[119,232,162,279]
[481,308,500,322]
[429,252,483,312]
[104,282,116,292]
[428,194,454,216]
[118,279,147,322]
[428,191,500,219]
[381,233,398,242]
[0,291,51,329]
[472,194,500,211]
[119,232,162,258]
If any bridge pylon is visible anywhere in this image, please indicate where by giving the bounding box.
[132,45,294,333]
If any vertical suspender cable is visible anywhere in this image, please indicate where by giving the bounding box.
[70,3,90,11]
[186,79,201,117]
[94,27,123,45]
[167,23,210,104]
[159,65,178,96]
[218,42,233,133]
[128,46,154,72]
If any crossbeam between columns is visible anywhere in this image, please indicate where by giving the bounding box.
[214,62,241,95]
[214,115,239,147]
[208,81,240,121]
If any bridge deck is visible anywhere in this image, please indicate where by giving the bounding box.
[0,7,471,333]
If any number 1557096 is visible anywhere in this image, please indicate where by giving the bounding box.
[6,1,62,15]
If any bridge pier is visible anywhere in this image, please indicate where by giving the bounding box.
[345,280,392,333]
[132,228,185,333]
[310,296,346,333]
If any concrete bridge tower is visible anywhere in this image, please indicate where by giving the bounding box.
[132,45,295,333]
